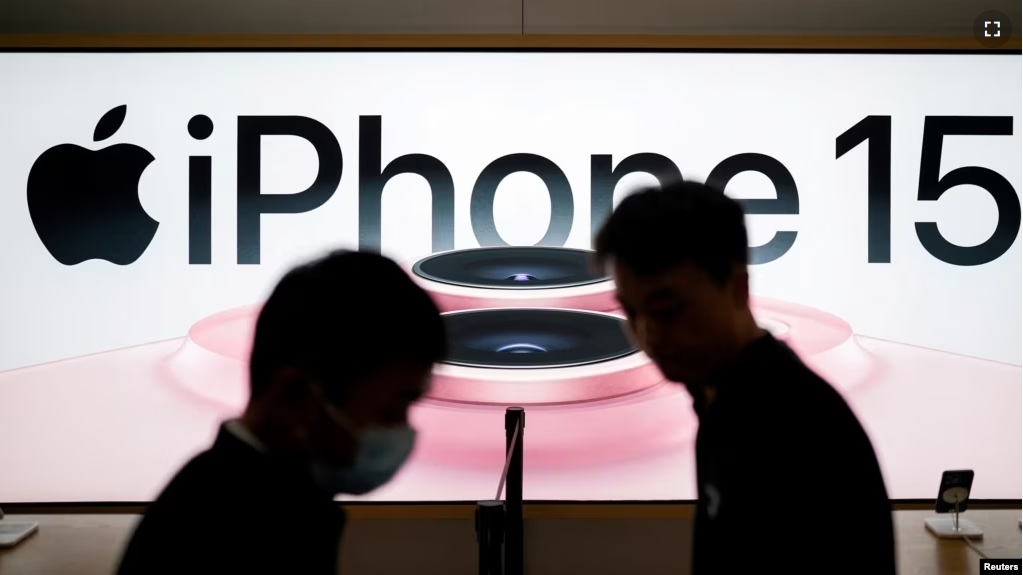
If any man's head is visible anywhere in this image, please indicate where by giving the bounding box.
[594,180,760,385]
[243,250,446,492]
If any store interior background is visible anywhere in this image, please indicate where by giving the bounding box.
[0,0,1018,37]
[1,1,1020,574]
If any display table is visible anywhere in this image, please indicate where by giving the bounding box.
[893,509,1021,575]
[0,507,1019,574]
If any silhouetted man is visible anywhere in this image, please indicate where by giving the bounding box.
[116,250,447,575]
[595,181,895,575]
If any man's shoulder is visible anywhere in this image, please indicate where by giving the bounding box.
[116,449,234,574]
[136,449,242,527]
[738,340,877,452]
[741,338,843,405]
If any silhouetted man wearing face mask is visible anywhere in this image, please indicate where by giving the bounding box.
[116,250,447,575]
[594,182,895,575]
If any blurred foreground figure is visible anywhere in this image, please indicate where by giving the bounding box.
[117,250,446,575]
[595,181,895,575]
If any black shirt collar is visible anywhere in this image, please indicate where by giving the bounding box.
[212,424,339,503]
[691,331,776,416]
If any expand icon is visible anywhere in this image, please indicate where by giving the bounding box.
[27,105,158,265]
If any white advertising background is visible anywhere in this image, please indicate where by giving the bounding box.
[0,53,1019,370]
[0,52,1019,502]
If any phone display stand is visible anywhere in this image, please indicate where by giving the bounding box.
[924,487,983,539]
[0,506,39,548]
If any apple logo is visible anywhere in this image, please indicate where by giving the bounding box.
[27,105,158,265]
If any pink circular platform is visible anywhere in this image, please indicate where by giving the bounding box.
[158,296,875,468]
[0,312,1017,500]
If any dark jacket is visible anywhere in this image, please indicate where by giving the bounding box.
[116,425,346,575]
[691,334,895,574]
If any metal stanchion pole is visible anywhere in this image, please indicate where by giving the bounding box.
[475,501,505,575]
[504,407,525,575]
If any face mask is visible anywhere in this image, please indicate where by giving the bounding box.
[308,392,417,495]
[311,425,416,495]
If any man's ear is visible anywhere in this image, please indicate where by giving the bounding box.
[265,367,314,404]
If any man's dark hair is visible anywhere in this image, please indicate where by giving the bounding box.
[594,180,748,284]
[249,250,447,401]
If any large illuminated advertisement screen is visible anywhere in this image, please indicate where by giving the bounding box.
[0,51,1018,502]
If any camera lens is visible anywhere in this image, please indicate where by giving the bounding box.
[408,247,619,313]
[442,308,637,369]
[496,343,547,353]
[413,246,606,289]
